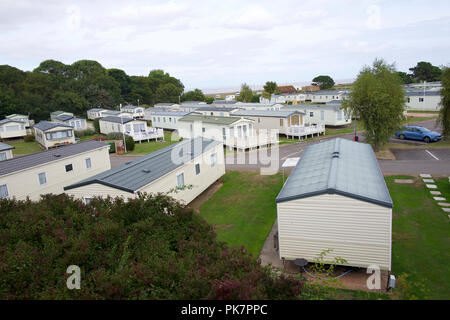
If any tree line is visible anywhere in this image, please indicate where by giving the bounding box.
[0,60,195,121]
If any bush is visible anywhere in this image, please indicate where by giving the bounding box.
[0,194,305,299]
[93,119,100,133]
[24,133,35,142]
[74,129,95,138]
[106,133,135,151]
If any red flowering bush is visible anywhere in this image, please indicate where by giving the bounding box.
[0,193,304,299]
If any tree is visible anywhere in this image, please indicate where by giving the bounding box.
[263,81,277,95]
[396,71,413,84]
[438,67,450,140]
[238,83,253,103]
[0,193,304,299]
[409,61,442,82]
[182,89,205,102]
[155,83,183,104]
[312,75,335,90]
[341,58,405,151]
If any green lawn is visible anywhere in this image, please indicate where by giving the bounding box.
[386,175,450,299]
[198,171,283,257]
[198,171,449,299]
[7,140,42,155]
[128,131,180,155]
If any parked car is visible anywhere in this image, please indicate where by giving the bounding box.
[395,126,442,143]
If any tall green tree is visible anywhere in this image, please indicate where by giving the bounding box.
[263,81,277,94]
[396,71,413,84]
[409,61,442,82]
[312,75,335,90]
[155,83,183,104]
[438,67,450,140]
[182,89,205,102]
[238,83,253,102]
[341,58,406,151]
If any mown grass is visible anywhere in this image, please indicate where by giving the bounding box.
[386,175,450,299]
[7,140,42,155]
[198,171,283,257]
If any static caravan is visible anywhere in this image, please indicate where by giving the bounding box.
[50,111,74,121]
[284,104,351,126]
[405,91,441,111]
[101,110,133,118]
[259,94,287,104]
[5,114,33,127]
[276,138,393,270]
[235,103,285,111]
[0,140,110,201]
[99,116,163,142]
[177,114,277,150]
[310,91,347,104]
[64,138,225,205]
[230,110,305,135]
[34,121,75,149]
[195,107,238,117]
[151,111,192,130]
[0,142,14,161]
[87,108,108,120]
[120,105,145,118]
[53,115,88,131]
[154,103,180,108]
[0,119,27,139]
[211,100,238,107]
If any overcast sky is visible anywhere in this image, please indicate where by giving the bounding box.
[1,0,449,92]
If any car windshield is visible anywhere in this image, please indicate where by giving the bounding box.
[419,127,431,132]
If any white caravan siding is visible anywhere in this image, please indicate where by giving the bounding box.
[277,193,392,270]
[0,146,110,201]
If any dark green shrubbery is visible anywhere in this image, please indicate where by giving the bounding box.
[106,133,135,151]
[0,194,304,299]
[93,119,100,133]
[24,133,35,142]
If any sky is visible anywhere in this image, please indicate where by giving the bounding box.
[0,0,449,92]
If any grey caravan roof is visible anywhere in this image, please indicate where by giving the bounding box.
[284,104,343,112]
[405,91,441,96]
[33,121,73,131]
[232,110,304,118]
[99,116,138,124]
[0,142,14,151]
[195,107,238,112]
[0,140,108,176]
[64,137,222,193]
[152,111,191,117]
[276,138,393,208]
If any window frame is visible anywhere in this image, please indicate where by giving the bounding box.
[65,163,74,173]
[38,172,47,186]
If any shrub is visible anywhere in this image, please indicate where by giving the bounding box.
[93,119,100,133]
[24,133,35,142]
[106,133,135,151]
[0,194,305,299]
[74,129,95,138]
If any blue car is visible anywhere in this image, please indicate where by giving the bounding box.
[395,126,442,143]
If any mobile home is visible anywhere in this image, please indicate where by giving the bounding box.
[276,138,393,270]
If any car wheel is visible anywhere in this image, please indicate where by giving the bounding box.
[424,136,431,143]
[399,134,405,140]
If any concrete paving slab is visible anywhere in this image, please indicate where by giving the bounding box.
[394,179,414,184]
[423,179,435,183]
[420,174,432,178]
[433,197,447,201]
[438,203,450,207]
[443,208,450,213]
[430,191,442,195]
[426,184,437,189]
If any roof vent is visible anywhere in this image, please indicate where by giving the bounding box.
[332,151,340,158]
[125,161,132,165]
[142,169,151,173]
[54,154,61,158]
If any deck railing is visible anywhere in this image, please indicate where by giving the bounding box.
[287,124,325,138]
[127,128,164,142]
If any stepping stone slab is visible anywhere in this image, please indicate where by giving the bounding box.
[433,197,447,201]
[426,184,437,189]
[443,208,450,213]
[394,179,414,184]
[423,179,435,183]
[430,191,442,195]
[438,203,450,207]
[420,174,432,178]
